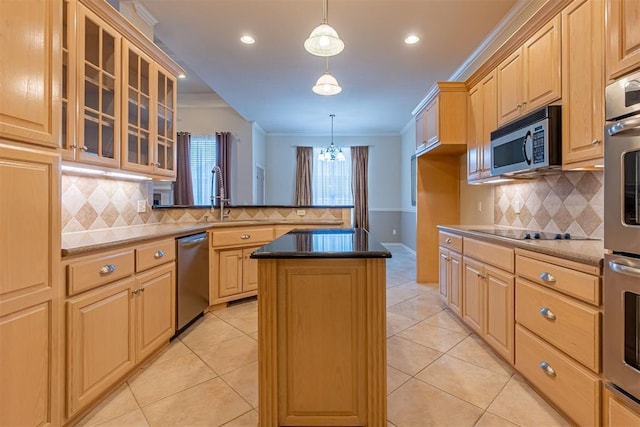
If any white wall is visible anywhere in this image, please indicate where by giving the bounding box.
[177,99,254,204]
[252,123,266,203]
[399,122,417,250]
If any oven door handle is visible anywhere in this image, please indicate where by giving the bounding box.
[608,259,640,277]
[607,117,640,136]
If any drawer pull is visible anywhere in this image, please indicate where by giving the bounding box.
[241,234,251,239]
[539,272,556,283]
[445,238,452,244]
[539,307,556,320]
[539,361,556,377]
[99,264,116,275]
[154,250,165,259]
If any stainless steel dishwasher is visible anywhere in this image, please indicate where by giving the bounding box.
[175,232,209,334]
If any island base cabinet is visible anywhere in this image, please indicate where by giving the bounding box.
[603,386,640,426]
[515,325,600,426]
[66,278,136,418]
[258,258,386,426]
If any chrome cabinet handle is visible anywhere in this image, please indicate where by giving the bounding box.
[539,272,556,283]
[154,162,161,167]
[132,288,140,295]
[539,361,556,377]
[591,139,601,145]
[441,254,448,261]
[539,307,556,320]
[80,145,88,151]
[445,238,452,244]
[154,250,165,259]
[608,260,640,277]
[241,234,251,239]
[99,264,116,275]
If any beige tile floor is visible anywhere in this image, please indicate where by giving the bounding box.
[76,244,570,427]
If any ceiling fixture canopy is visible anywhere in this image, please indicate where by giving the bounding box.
[304,0,344,57]
[319,114,345,161]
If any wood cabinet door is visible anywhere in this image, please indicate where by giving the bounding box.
[438,248,449,301]
[604,387,640,426]
[484,265,514,363]
[67,278,136,417]
[424,98,439,147]
[462,257,484,335]
[497,49,523,126]
[242,247,261,292]
[61,0,77,161]
[135,263,175,361]
[449,251,463,317]
[606,0,640,79]
[153,65,177,178]
[522,15,562,112]
[480,71,497,177]
[76,3,121,168]
[218,249,243,297]
[467,84,482,181]
[0,0,60,148]
[121,40,154,174]
[562,0,605,167]
[415,109,426,149]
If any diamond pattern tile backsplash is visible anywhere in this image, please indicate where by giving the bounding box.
[494,171,604,238]
[62,175,160,233]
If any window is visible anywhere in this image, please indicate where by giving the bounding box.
[190,134,216,205]
[312,147,352,205]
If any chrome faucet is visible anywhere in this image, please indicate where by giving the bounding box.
[210,165,229,221]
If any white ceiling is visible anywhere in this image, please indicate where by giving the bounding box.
[137,0,522,134]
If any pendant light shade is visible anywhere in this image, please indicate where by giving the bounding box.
[313,71,342,96]
[304,0,344,57]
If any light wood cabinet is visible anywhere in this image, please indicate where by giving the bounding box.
[603,386,640,426]
[0,0,61,148]
[74,3,122,168]
[0,143,61,427]
[66,278,136,417]
[210,227,273,305]
[467,71,497,182]
[414,82,467,155]
[515,249,601,425]
[461,238,515,363]
[64,238,176,419]
[562,0,605,168]
[497,16,561,125]
[439,247,462,317]
[153,65,177,178]
[606,0,640,80]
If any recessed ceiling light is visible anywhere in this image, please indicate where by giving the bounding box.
[240,35,255,45]
[404,35,420,45]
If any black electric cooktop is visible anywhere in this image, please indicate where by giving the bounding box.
[468,228,597,241]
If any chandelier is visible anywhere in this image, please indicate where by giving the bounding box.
[304,0,344,57]
[319,114,345,161]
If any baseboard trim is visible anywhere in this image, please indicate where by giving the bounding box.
[381,242,416,256]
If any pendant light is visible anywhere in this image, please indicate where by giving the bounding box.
[319,114,345,161]
[304,0,344,57]
[313,57,342,96]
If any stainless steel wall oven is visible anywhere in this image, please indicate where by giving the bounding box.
[604,69,640,407]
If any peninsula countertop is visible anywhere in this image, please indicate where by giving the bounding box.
[250,228,392,259]
[438,225,605,268]
[62,220,344,257]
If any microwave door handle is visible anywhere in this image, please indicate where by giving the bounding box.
[608,259,640,277]
[522,131,532,164]
[607,117,640,136]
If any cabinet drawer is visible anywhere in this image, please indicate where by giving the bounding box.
[516,254,600,305]
[439,231,462,253]
[464,238,514,273]
[515,325,600,427]
[516,279,600,372]
[211,227,273,247]
[136,239,175,272]
[67,250,135,295]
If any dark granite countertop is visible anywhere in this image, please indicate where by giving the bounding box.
[250,228,392,259]
[153,204,354,209]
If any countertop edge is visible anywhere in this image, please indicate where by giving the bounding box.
[62,220,345,257]
[437,225,605,268]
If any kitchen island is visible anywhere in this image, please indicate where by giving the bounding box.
[251,228,391,427]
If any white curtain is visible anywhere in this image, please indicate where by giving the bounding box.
[312,147,353,205]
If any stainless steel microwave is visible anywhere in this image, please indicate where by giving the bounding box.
[490,106,562,177]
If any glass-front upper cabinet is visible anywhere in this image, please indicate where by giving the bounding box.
[61,0,76,160]
[76,3,121,168]
[154,67,177,178]
[121,40,152,174]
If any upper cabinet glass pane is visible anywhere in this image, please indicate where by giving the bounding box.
[85,18,99,67]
